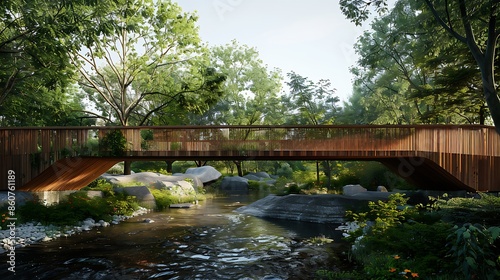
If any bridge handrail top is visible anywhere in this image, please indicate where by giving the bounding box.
[0,124,495,130]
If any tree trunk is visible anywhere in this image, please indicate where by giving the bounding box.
[316,161,320,184]
[322,160,332,189]
[234,160,243,177]
[165,160,174,173]
[482,81,500,134]
[124,160,132,175]
[195,160,208,167]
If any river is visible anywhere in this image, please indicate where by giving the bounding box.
[0,195,344,280]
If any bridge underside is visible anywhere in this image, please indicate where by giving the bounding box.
[19,151,478,192]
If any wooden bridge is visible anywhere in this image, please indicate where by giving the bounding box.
[1,125,500,192]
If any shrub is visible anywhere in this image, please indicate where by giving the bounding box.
[276,163,293,178]
[437,193,500,226]
[99,129,127,156]
[150,188,198,210]
[17,191,139,226]
[447,223,500,279]
[286,184,301,194]
[346,193,415,236]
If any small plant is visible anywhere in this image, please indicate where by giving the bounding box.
[346,193,415,236]
[447,223,500,279]
[362,254,419,279]
[307,235,334,245]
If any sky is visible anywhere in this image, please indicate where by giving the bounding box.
[173,0,372,103]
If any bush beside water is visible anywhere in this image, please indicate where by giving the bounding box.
[322,193,500,280]
[10,191,140,227]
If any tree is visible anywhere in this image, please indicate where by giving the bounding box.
[281,72,341,188]
[341,0,500,133]
[0,0,112,125]
[343,0,487,125]
[282,72,340,125]
[0,85,92,126]
[190,40,283,176]
[190,40,283,126]
[74,0,225,126]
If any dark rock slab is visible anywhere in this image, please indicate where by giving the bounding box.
[235,193,389,224]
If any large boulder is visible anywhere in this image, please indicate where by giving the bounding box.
[243,174,262,181]
[343,184,367,196]
[185,166,221,184]
[220,176,249,194]
[114,186,156,208]
[247,172,271,179]
[236,194,374,223]
[100,172,203,188]
[162,181,196,197]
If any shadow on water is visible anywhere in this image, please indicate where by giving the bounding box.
[0,195,345,280]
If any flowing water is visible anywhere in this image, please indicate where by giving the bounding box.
[0,195,344,280]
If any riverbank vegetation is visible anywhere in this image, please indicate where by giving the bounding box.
[317,193,500,279]
[1,190,139,228]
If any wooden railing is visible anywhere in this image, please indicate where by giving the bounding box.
[1,125,500,191]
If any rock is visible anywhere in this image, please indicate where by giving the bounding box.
[169,203,193,208]
[220,177,249,194]
[243,174,262,181]
[343,184,367,196]
[143,218,155,223]
[169,174,204,188]
[115,186,156,209]
[185,166,222,183]
[236,193,394,224]
[377,186,388,192]
[42,236,52,242]
[164,181,196,197]
[253,172,271,179]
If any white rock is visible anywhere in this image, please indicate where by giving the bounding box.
[41,236,52,242]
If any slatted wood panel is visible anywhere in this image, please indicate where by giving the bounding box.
[1,125,500,192]
[20,158,120,191]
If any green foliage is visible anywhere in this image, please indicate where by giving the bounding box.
[84,178,115,197]
[247,180,263,191]
[315,269,362,280]
[17,192,138,226]
[356,222,454,277]
[131,161,170,174]
[281,71,340,125]
[276,162,293,179]
[172,161,197,174]
[286,184,301,194]
[346,193,415,235]
[0,0,113,126]
[447,224,500,279]
[77,0,225,126]
[150,188,200,210]
[99,130,127,156]
[150,189,179,210]
[436,193,500,226]
[340,0,496,126]
[343,193,500,278]
[191,39,283,125]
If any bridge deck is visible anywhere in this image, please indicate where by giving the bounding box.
[2,125,499,192]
